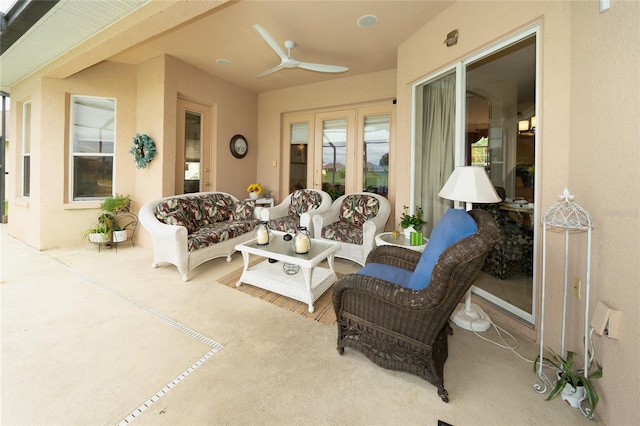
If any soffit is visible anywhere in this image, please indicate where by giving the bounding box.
[0,0,149,92]
[1,1,455,94]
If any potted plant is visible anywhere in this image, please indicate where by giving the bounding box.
[534,349,602,417]
[82,223,111,243]
[399,205,427,238]
[100,194,132,213]
[246,183,262,200]
[112,218,136,242]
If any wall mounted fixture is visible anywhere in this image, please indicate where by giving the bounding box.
[519,116,536,135]
[444,29,458,46]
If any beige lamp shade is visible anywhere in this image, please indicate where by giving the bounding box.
[438,166,501,205]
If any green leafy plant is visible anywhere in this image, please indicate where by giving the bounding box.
[534,349,602,413]
[100,194,132,213]
[399,205,427,229]
[81,223,111,241]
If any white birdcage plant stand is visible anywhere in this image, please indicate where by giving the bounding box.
[534,188,596,419]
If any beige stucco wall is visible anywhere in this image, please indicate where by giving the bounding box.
[568,1,639,423]
[7,55,257,250]
[8,62,139,249]
[395,1,639,424]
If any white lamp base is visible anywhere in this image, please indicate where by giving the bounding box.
[450,302,491,332]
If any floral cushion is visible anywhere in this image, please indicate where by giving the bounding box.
[270,216,299,234]
[199,193,235,225]
[321,220,363,245]
[154,197,201,234]
[339,195,380,226]
[288,189,322,217]
[187,220,259,251]
[231,200,255,221]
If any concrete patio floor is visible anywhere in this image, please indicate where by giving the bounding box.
[1,224,602,425]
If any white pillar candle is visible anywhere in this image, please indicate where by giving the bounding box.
[257,228,269,245]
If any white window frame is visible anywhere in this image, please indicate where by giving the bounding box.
[69,95,116,201]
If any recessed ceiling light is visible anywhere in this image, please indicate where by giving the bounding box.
[357,15,377,28]
[216,59,231,66]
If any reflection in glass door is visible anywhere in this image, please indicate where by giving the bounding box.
[466,32,537,324]
[322,118,348,200]
[361,114,390,197]
[184,111,201,193]
[412,28,538,324]
[177,99,210,195]
[289,122,309,191]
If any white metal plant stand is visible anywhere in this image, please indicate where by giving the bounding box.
[534,188,595,419]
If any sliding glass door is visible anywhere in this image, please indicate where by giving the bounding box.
[412,27,538,324]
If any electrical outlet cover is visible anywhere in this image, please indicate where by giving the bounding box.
[591,301,610,335]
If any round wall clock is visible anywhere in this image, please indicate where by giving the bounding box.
[230,134,248,159]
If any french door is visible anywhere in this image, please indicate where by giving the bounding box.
[283,104,393,200]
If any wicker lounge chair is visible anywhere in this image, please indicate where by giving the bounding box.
[260,189,331,235]
[332,209,500,402]
[312,192,391,265]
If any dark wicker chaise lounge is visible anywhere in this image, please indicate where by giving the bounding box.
[332,209,500,402]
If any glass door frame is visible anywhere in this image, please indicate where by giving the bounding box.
[176,99,211,195]
[410,24,540,325]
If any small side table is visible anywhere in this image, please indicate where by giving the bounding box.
[247,197,275,208]
[375,232,428,252]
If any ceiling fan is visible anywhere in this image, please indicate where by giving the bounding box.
[253,24,349,78]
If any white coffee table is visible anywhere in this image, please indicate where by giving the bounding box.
[375,232,428,252]
[234,233,339,312]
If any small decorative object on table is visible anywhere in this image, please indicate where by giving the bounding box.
[264,189,273,199]
[255,221,271,245]
[293,226,311,254]
[247,183,262,200]
[400,205,427,239]
[129,133,157,169]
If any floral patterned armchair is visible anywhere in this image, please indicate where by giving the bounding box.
[312,192,391,265]
[260,189,332,235]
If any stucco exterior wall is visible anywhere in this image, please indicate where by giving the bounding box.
[8,62,138,249]
[7,54,257,250]
[569,1,639,423]
[395,2,638,424]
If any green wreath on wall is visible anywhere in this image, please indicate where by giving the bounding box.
[129,133,157,169]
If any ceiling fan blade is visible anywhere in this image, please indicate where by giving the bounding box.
[257,64,285,78]
[253,24,289,62]
[297,62,349,74]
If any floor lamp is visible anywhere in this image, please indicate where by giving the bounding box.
[438,166,501,332]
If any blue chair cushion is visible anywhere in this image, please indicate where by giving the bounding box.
[407,208,478,290]
[356,263,414,288]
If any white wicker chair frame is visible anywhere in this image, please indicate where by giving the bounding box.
[139,192,262,282]
[312,192,391,266]
[260,189,332,235]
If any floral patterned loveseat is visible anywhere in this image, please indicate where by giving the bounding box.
[139,192,262,281]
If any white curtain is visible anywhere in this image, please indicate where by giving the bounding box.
[419,73,456,235]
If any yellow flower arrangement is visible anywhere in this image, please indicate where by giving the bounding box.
[246,183,262,194]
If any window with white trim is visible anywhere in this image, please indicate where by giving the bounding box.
[70,95,115,200]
